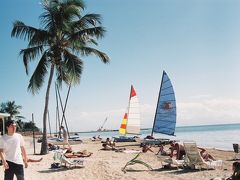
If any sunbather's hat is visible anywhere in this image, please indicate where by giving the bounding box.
[5,120,16,127]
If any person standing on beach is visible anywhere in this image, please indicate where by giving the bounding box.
[60,126,71,150]
[0,120,28,180]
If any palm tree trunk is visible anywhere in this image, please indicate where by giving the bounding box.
[40,64,55,155]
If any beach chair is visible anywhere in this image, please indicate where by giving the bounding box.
[53,151,84,168]
[183,141,222,170]
[233,144,240,160]
[161,157,185,169]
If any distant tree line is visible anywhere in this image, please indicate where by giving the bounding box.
[0,101,40,133]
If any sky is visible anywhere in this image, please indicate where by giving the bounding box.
[1,0,240,132]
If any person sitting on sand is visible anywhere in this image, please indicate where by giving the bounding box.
[142,144,154,153]
[198,147,215,161]
[226,161,240,180]
[105,138,115,147]
[101,143,126,151]
[169,142,185,160]
[64,149,93,158]
[101,143,116,151]
[92,135,102,141]
[48,143,59,151]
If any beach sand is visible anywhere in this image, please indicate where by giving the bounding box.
[0,136,236,180]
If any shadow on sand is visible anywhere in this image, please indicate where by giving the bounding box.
[125,166,215,174]
[38,166,84,173]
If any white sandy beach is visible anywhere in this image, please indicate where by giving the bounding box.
[0,136,236,180]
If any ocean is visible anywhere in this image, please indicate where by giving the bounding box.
[77,123,240,151]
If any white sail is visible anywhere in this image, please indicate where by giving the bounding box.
[126,85,141,135]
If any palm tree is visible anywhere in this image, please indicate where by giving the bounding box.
[11,0,110,154]
[0,101,24,119]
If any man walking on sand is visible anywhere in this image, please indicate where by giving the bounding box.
[0,120,28,180]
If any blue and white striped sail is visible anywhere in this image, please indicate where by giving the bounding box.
[152,71,176,136]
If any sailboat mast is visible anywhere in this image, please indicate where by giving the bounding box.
[100,117,107,130]
[151,71,165,136]
[125,85,133,135]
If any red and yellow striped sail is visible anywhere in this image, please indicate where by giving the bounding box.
[119,113,128,135]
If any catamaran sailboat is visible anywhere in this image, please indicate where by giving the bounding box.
[97,117,108,132]
[114,85,140,142]
[142,70,176,145]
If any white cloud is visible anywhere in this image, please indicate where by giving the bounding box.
[177,96,240,126]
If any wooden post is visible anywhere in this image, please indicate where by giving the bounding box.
[32,113,36,154]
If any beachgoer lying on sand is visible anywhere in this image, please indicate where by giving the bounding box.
[142,144,154,153]
[48,143,60,151]
[101,143,126,151]
[198,147,216,161]
[169,142,185,160]
[27,158,43,162]
[226,161,240,180]
[92,135,102,141]
[64,149,93,158]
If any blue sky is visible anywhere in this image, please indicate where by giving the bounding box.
[1,0,240,132]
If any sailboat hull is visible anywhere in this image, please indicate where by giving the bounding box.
[140,138,172,146]
[113,136,138,142]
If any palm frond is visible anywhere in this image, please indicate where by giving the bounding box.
[70,26,105,42]
[64,0,85,10]
[130,159,153,169]
[63,49,83,85]
[28,52,50,94]
[88,39,98,46]
[76,46,110,64]
[61,0,85,20]
[122,153,153,173]
[40,0,61,31]
[11,21,40,41]
[20,46,44,75]
[55,61,69,87]
[73,13,102,30]
[28,29,50,47]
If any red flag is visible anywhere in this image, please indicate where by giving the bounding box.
[130,85,136,97]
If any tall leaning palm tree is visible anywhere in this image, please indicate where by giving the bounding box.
[11,0,109,154]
